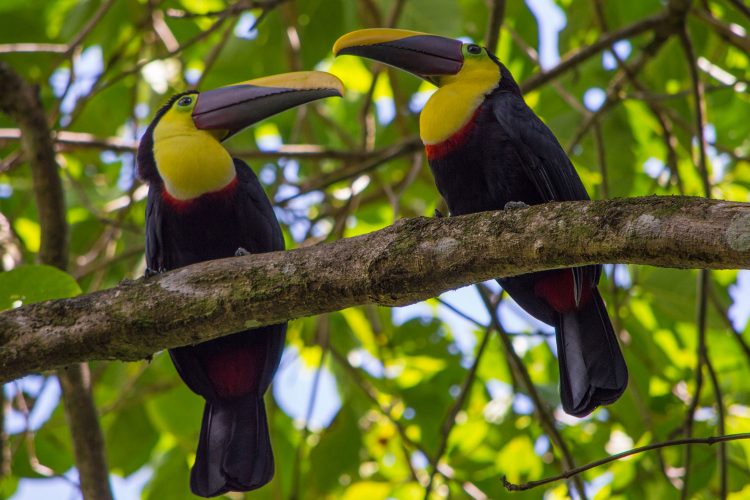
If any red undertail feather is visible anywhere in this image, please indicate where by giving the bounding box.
[534,269,593,313]
[205,346,264,398]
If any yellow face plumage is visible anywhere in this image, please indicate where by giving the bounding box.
[152,94,235,201]
[420,45,500,145]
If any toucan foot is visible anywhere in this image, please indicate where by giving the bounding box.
[235,247,251,257]
[504,201,529,210]
[144,267,166,278]
[434,209,444,218]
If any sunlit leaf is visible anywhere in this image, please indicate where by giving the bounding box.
[0,265,81,310]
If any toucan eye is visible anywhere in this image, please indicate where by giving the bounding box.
[177,96,193,107]
[467,44,482,55]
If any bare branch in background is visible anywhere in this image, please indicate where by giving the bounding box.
[503,433,750,492]
[0,62,114,500]
[520,12,669,93]
[678,24,726,499]
[484,0,506,54]
[0,44,69,53]
[478,286,587,499]
[423,326,492,499]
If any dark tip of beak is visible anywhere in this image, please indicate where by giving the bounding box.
[192,86,341,139]
[338,35,464,79]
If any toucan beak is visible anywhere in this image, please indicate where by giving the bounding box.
[192,71,344,140]
[333,28,464,83]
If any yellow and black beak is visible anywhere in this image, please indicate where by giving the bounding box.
[192,71,344,140]
[333,28,464,83]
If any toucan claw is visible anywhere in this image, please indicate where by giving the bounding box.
[504,201,529,210]
[145,267,166,278]
[235,247,251,257]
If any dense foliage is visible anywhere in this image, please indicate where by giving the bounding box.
[1,0,749,498]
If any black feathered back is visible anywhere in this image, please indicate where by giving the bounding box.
[486,51,522,96]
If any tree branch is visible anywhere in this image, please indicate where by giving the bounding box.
[0,64,68,269]
[520,12,667,92]
[0,128,401,161]
[484,0,506,54]
[58,365,113,500]
[0,62,114,500]
[0,196,748,383]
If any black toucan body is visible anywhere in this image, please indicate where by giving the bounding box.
[334,29,627,417]
[137,72,343,496]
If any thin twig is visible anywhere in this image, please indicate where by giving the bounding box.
[278,137,421,204]
[484,0,506,54]
[566,34,669,154]
[329,347,488,498]
[727,0,750,20]
[521,12,668,92]
[503,433,750,491]
[704,342,727,498]
[679,24,722,497]
[424,327,493,499]
[707,288,750,369]
[506,26,588,115]
[623,82,742,102]
[593,121,609,199]
[93,0,289,97]
[64,0,117,58]
[165,0,279,19]
[358,0,383,26]
[477,285,588,500]
[680,30,711,197]
[290,317,330,500]
[594,0,687,194]
[195,22,235,88]
[0,44,69,54]
[692,7,750,53]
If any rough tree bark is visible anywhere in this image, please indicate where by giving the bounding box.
[0,195,748,384]
[0,62,113,500]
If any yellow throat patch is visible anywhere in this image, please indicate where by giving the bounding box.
[152,96,235,201]
[419,51,500,145]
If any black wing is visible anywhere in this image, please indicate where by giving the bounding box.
[233,158,285,254]
[491,91,589,203]
[491,91,598,294]
[145,184,167,272]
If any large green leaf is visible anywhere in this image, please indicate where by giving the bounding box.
[106,403,159,476]
[0,265,81,310]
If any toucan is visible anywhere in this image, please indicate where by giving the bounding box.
[137,71,344,496]
[333,29,627,417]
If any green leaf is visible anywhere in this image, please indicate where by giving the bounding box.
[0,265,81,311]
[107,404,160,476]
[0,474,19,499]
[143,447,194,500]
[308,406,362,495]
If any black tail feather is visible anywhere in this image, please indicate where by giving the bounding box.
[555,289,628,417]
[190,397,273,497]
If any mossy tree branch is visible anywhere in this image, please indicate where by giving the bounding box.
[0,196,748,384]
